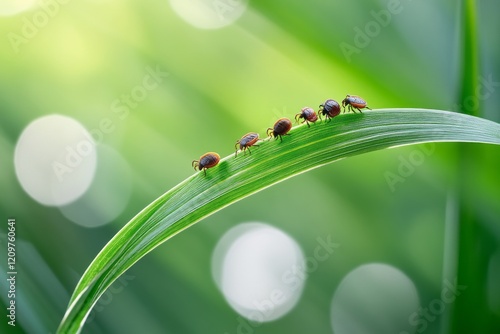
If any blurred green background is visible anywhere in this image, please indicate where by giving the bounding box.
[1,0,500,333]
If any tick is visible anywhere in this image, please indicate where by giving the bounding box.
[267,118,292,142]
[235,132,260,157]
[192,152,220,176]
[295,107,318,128]
[318,99,341,121]
[342,95,371,113]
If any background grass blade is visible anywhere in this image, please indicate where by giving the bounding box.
[57,109,500,334]
[452,0,485,332]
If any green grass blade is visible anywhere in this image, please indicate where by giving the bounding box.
[57,109,500,334]
[451,0,485,332]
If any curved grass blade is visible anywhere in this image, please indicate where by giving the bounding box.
[57,109,500,334]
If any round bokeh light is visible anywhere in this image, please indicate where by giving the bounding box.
[14,114,97,206]
[212,222,306,323]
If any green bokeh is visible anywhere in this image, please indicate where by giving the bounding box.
[1,0,499,333]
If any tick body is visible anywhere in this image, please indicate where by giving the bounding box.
[318,99,341,121]
[342,95,371,113]
[192,152,220,176]
[235,132,259,157]
[295,107,318,127]
[267,118,292,142]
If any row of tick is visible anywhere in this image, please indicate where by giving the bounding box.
[192,95,371,175]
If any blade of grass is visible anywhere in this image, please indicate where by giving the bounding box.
[450,0,489,332]
[57,109,500,334]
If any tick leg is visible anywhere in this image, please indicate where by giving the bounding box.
[366,106,372,110]
[234,142,240,157]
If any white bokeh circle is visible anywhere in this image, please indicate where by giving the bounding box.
[169,0,248,29]
[14,114,97,206]
[212,222,306,323]
[58,145,132,228]
[331,263,419,334]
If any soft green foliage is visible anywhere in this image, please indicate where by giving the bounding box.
[58,109,500,334]
[1,1,499,333]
